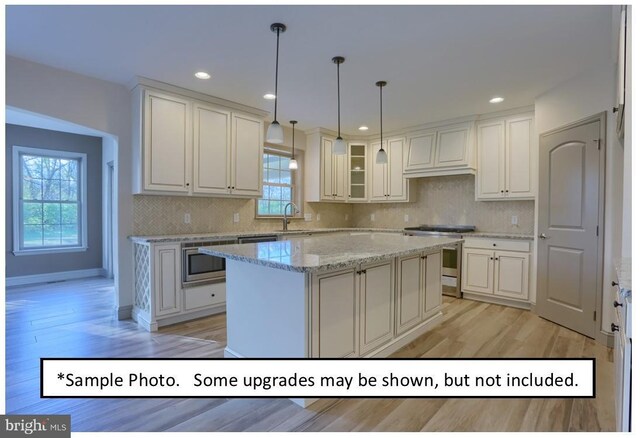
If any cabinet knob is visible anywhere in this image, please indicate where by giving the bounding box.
[186,183,190,187]
[492,243,496,247]
[612,281,619,287]
[232,186,235,190]
[611,323,620,332]
[614,301,623,308]
[500,190,504,193]
[211,293,216,297]
[505,190,509,193]
[227,186,231,189]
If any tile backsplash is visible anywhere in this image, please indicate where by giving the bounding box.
[133,195,352,236]
[133,175,534,236]
[350,175,535,234]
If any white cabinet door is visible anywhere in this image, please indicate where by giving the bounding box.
[359,260,395,355]
[435,126,469,168]
[312,269,359,358]
[387,137,407,201]
[396,253,423,335]
[423,251,442,316]
[231,114,263,196]
[153,244,181,316]
[192,103,231,194]
[144,90,191,193]
[494,251,529,300]
[321,137,335,200]
[370,140,388,201]
[406,131,436,172]
[505,116,534,199]
[334,151,348,201]
[477,121,505,199]
[462,248,494,294]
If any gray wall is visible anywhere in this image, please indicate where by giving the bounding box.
[5,124,103,277]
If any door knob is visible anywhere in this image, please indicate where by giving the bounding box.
[538,233,548,239]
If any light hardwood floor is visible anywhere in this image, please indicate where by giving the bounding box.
[6,277,614,432]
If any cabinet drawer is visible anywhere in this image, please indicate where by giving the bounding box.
[464,238,530,252]
[184,282,226,311]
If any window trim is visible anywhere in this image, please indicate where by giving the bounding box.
[12,145,88,256]
[255,146,304,218]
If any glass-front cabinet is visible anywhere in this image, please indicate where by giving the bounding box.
[348,143,367,201]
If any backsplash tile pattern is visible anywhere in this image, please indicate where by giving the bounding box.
[133,195,352,236]
[133,175,534,236]
[351,175,535,234]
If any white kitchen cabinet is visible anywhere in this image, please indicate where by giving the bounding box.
[132,84,265,198]
[192,102,231,195]
[494,251,529,300]
[153,243,182,317]
[396,253,423,334]
[231,113,263,196]
[404,121,476,178]
[423,251,442,316]
[476,114,534,200]
[396,250,442,336]
[143,90,191,193]
[462,238,531,305]
[348,143,368,201]
[319,137,347,201]
[132,241,227,332]
[312,268,359,357]
[359,260,395,355]
[369,138,410,202]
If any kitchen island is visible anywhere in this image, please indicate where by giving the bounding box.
[200,232,462,363]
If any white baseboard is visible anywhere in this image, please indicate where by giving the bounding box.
[6,268,107,287]
[462,291,532,310]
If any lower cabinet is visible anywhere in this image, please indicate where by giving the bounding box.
[461,238,530,304]
[133,242,227,331]
[396,250,442,336]
[311,251,443,358]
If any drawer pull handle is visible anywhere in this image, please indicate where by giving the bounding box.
[614,301,623,308]
[612,281,619,287]
[611,323,620,332]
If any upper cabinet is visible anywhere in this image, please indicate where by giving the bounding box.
[404,121,476,178]
[132,84,265,197]
[369,137,410,202]
[348,143,368,201]
[476,113,534,200]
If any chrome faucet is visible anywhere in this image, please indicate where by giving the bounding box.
[283,202,300,231]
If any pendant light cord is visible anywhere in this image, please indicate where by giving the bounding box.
[337,61,341,138]
[292,123,295,157]
[379,83,383,151]
[273,27,280,122]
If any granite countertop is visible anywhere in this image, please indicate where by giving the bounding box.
[615,257,632,294]
[466,232,534,241]
[199,233,463,273]
[129,228,532,243]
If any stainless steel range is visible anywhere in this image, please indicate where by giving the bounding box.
[403,225,476,298]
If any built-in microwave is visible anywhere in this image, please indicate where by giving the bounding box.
[182,240,236,287]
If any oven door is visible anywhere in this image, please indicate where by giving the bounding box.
[182,248,226,286]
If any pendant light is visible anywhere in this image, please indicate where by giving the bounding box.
[289,120,299,170]
[332,56,347,155]
[375,81,388,164]
[266,23,286,144]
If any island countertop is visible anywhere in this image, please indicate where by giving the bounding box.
[199,233,462,273]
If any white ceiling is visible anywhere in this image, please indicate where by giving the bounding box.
[6,5,613,134]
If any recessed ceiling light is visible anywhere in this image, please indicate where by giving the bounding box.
[489,97,504,103]
[263,93,276,100]
[195,71,211,80]
[358,125,369,131]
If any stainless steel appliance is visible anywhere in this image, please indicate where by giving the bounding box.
[182,235,279,287]
[182,239,237,286]
[403,225,476,298]
[237,235,278,244]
